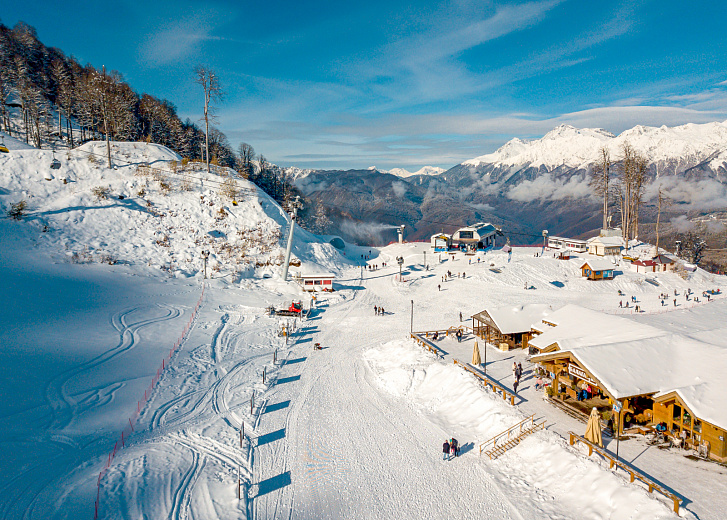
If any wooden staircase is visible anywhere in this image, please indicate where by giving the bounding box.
[479,414,547,460]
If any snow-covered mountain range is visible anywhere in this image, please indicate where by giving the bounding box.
[459,121,727,179]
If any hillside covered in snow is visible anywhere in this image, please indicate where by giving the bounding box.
[0,139,352,279]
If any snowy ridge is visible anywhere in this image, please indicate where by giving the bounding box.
[462,121,727,172]
[388,166,446,177]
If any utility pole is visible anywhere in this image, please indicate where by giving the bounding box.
[281,196,301,282]
[202,250,210,279]
[423,250,426,268]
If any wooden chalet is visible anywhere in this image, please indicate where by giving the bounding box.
[472,304,551,350]
[529,305,727,461]
[580,258,614,280]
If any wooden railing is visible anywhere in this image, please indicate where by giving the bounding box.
[410,332,445,357]
[453,359,515,405]
[568,432,682,514]
[479,414,533,454]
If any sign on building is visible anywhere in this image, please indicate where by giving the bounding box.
[568,363,597,386]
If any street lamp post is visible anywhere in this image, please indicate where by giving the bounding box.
[201,250,210,279]
[410,300,414,333]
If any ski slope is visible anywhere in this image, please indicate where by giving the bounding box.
[2,141,727,519]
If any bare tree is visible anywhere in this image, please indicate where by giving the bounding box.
[238,142,255,177]
[194,65,223,174]
[591,146,611,230]
[655,186,671,252]
[616,143,648,244]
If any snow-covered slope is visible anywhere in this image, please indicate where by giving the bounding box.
[0,140,351,279]
[0,130,37,151]
[462,121,727,175]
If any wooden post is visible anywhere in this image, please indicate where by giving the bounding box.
[263,367,266,384]
[673,497,680,514]
[240,428,243,448]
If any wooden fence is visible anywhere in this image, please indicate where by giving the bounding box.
[568,431,682,514]
[453,359,515,405]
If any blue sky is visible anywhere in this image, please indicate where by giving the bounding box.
[5,0,727,170]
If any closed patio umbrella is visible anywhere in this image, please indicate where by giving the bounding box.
[585,407,603,447]
[472,340,481,366]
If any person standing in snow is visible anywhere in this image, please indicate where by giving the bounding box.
[451,438,459,458]
[374,305,378,315]
[513,379,519,393]
[450,439,457,459]
[438,284,441,291]
[674,299,677,307]
[443,440,450,460]
[619,300,622,308]
[512,362,517,380]
[459,311,463,322]
[517,363,523,380]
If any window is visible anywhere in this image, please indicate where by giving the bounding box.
[694,418,702,433]
[683,410,692,427]
[323,280,332,285]
[305,280,314,285]
[673,404,681,422]
[459,231,474,239]
[314,280,322,285]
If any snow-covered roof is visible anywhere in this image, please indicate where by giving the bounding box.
[529,305,663,347]
[292,263,335,278]
[580,258,615,271]
[653,254,675,264]
[473,304,553,334]
[530,304,727,430]
[587,236,624,247]
[632,260,656,267]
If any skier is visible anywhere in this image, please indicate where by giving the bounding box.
[674,299,677,307]
[374,305,378,315]
[459,311,463,322]
[619,300,622,308]
[380,306,385,316]
[442,440,450,461]
[462,272,465,278]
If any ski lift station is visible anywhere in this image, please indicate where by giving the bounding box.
[432,223,497,252]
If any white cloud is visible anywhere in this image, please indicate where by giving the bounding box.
[670,215,694,233]
[506,174,594,202]
[391,181,407,197]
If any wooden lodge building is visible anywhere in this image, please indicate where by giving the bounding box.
[580,258,615,280]
[528,305,727,461]
[471,304,551,350]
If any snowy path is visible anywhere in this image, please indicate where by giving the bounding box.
[251,287,523,520]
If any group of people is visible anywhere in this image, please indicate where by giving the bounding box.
[512,361,524,393]
[373,305,386,316]
[441,270,466,282]
[367,264,382,271]
[442,438,460,460]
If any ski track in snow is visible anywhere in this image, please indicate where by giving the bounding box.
[44,304,182,431]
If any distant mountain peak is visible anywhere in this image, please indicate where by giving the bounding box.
[388,166,446,178]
